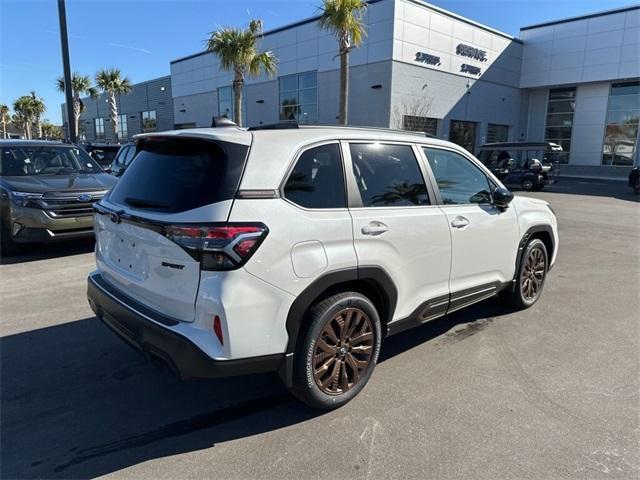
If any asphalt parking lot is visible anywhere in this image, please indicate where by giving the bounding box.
[1,177,638,479]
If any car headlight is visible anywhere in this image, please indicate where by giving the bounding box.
[9,191,43,207]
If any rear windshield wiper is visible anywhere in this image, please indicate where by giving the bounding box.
[124,197,173,210]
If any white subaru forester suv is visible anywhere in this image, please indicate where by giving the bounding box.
[87,123,558,410]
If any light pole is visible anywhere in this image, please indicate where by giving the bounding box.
[57,0,75,142]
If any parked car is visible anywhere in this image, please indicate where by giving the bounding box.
[78,142,121,170]
[629,167,639,194]
[109,142,136,177]
[476,141,560,191]
[0,140,117,254]
[87,124,558,410]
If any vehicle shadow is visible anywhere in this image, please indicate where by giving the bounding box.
[0,298,510,479]
[0,239,95,265]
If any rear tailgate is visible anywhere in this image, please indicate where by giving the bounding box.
[94,134,250,322]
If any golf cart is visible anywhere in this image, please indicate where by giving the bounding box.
[477,141,561,191]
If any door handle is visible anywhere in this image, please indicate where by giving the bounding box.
[361,222,388,235]
[451,216,470,229]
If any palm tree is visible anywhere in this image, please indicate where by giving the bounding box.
[28,91,46,139]
[41,119,62,139]
[0,104,9,139]
[95,68,132,141]
[56,72,98,140]
[12,96,34,139]
[319,0,367,125]
[206,19,277,127]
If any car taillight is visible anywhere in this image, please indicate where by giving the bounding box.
[165,223,268,270]
[213,315,223,345]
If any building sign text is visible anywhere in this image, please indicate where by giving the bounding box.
[456,43,487,62]
[460,64,481,75]
[415,52,441,66]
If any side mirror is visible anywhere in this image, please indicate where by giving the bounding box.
[493,186,514,208]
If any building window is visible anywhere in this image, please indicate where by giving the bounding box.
[117,113,128,141]
[487,124,509,143]
[218,86,233,119]
[603,81,639,166]
[279,71,317,124]
[403,116,437,136]
[94,118,105,140]
[450,120,477,154]
[141,110,156,132]
[544,87,576,164]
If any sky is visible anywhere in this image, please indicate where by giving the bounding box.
[1,0,636,124]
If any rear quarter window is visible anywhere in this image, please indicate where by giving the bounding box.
[108,137,248,213]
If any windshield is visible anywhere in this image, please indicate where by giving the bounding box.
[0,145,103,176]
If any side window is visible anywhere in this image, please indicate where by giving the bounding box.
[124,146,136,166]
[423,148,492,205]
[283,143,346,209]
[114,146,129,167]
[349,143,429,207]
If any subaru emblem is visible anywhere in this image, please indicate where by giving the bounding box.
[110,212,121,224]
[78,193,92,202]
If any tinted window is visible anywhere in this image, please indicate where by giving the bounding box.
[423,148,492,205]
[283,143,345,209]
[112,146,129,167]
[123,145,136,166]
[350,143,429,207]
[109,138,248,213]
[0,146,101,176]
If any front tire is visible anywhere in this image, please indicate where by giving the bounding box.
[521,178,535,191]
[290,292,381,410]
[502,238,548,309]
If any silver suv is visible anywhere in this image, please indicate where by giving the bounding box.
[0,140,117,254]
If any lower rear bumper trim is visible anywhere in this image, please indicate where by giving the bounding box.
[87,273,284,380]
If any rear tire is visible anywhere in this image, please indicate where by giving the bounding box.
[501,238,548,309]
[289,291,381,410]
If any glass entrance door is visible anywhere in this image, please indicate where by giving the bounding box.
[450,120,477,154]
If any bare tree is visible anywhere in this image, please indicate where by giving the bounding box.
[391,94,434,132]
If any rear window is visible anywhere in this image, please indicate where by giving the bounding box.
[108,137,248,213]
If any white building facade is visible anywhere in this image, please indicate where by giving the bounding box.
[166,0,640,176]
[520,6,640,173]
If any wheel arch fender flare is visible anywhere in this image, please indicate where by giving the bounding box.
[283,266,398,355]
[512,224,555,288]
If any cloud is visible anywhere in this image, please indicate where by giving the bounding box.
[108,43,152,54]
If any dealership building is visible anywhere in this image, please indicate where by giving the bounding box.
[68,0,640,176]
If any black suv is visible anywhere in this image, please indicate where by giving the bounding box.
[78,142,121,170]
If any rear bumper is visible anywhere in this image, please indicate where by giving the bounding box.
[87,272,284,380]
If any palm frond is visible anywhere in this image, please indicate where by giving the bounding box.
[319,0,367,48]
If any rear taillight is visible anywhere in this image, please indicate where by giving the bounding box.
[213,315,223,345]
[165,223,268,270]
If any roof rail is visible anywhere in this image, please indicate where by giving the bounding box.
[248,122,436,137]
[247,122,299,131]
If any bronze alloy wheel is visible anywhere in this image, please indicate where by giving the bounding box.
[312,307,375,395]
[521,246,546,301]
